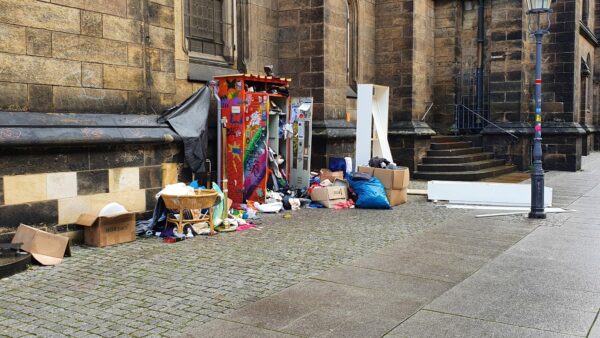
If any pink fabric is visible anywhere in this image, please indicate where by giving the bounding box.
[333,199,355,209]
[236,223,257,232]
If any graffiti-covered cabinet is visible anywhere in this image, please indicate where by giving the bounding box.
[215,74,313,206]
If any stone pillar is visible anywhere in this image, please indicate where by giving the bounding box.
[374,0,435,171]
[432,0,461,133]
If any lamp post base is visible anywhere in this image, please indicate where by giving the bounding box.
[528,210,547,219]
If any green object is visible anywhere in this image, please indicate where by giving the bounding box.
[212,182,224,225]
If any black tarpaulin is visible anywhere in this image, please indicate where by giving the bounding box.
[158,86,211,174]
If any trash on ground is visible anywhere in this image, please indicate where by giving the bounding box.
[11,224,71,266]
[407,189,427,195]
[76,202,135,247]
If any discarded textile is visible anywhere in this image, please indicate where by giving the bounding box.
[236,223,257,232]
[136,197,167,235]
[333,199,355,209]
[156,183,195,198]
[368,156,390,168]
[158,86,211,175]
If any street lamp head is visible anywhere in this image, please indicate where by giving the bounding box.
[526,0,553,14]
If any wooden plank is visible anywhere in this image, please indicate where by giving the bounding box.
[407,189,427,195]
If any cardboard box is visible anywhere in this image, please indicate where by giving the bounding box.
[373,167,410,190]
[386,188,408,206]
[357,166,374,176]
[11,224,71,265]
[76,212,136,247]
[316,198,348,208]
[319,169,344,183]
[310,186,348,208]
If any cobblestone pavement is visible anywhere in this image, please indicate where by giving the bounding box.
[0,180,475,337]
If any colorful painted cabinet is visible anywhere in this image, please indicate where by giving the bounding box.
[215,74,296,206]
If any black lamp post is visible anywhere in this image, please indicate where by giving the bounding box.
[526,0,553,219]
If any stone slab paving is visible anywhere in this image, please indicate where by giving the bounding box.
[390,154,600,337]
[187,154,600,337]
[1,181,461,337]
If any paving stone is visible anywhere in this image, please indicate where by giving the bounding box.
[349,249,487,283]
[0,195,445,336]
[387,310,574,338]
[313,264,453,303]
[182,319,297,338]
[221,279,422,337]
[3,154,600,337]
[425,264,599,335]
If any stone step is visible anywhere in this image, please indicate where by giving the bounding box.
[430,135,464,143]
[413,164,517,181]
[417,159,506,172]
[422,153,495,164]
[427,147,483,157]
[430,141,472,150]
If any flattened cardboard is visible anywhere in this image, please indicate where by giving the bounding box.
[386,188,408,206]
[311,186,348,202]
[373,167,410,190]
[76,212,136,247]
[11,224,71,266]
[357,166,374,176]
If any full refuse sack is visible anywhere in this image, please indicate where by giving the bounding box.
[346,174,391,209]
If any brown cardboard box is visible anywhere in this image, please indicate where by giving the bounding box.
[316,198,348,208]
[76,212,136,247]
[357,166,374,176]
[386,188,408,206]
[11,224,71,265]
[373,167,410,190]
[310,186,348,208]
[319,169,344,183]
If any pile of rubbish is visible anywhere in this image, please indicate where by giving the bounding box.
[133,156,411,243]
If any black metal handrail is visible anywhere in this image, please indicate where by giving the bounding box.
[455,104,519,140]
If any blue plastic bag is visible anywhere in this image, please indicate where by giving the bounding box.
[329,157,346,173]
[347,175,391,209]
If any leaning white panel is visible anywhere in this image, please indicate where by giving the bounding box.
[427,181,553,207]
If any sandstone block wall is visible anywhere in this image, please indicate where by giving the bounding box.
[0,144,186,233]
[0,0,182,114]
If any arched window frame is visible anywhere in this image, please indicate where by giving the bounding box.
[346,0,358,92]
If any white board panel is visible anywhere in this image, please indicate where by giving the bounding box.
[356,84,373,168]
[356,84,391,169]
[427,181,553,207]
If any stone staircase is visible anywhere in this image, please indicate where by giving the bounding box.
[413,135,517,181]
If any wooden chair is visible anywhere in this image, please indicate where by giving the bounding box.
[162,190,219,236]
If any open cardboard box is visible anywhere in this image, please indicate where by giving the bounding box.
[319,169,344,183]
[11,224,71,266]
[76,211,136,247]
[310,186,348,208]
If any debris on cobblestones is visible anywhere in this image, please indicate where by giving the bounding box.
[0,181,463,337]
